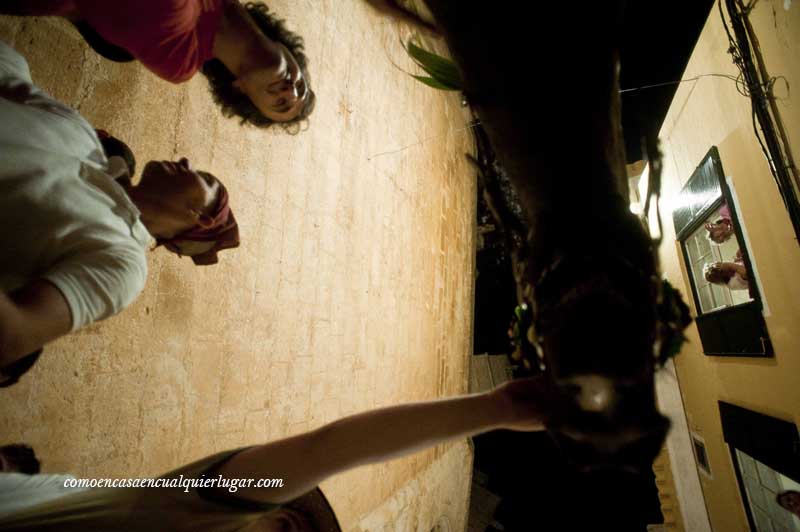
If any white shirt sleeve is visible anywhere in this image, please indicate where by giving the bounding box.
[0,40,106,169]
[0,40,32,84]
[44,245,148,331]
[727,272,749,291]
[0,473,88,517]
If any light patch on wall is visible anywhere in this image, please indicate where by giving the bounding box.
[629,163,649,216]
[628,163,666,240]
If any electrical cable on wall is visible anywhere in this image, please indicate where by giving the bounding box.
[718,0,800,243]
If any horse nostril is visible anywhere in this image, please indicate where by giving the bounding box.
[567,375,616,414]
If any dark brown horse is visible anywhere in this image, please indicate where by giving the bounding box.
[425,1,686,472]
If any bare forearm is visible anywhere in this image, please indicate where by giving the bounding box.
[0,291,23,367]
[316,392,507,471]
[214,1,282,75]
[216,377,547,504]
[217,390,513,503]
[0,281,71,369]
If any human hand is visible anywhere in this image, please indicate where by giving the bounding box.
[490,376,552,432]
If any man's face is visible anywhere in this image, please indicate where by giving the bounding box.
[780,492,800,516]
[136,158,220,238]
[235,45,309,122]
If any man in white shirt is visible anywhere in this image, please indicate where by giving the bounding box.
[0,40,240,387]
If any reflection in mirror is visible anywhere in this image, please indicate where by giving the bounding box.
[684,204,753,314]
[704,201,734,244]
[736,449,800,531]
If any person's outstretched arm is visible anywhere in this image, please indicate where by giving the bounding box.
[215,377,548,503]
[0,281,71,372]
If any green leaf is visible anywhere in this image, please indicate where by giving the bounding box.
[405,41,463,90]
[664,332,688,361]
[411,75,460,91]
[655,279,693,365]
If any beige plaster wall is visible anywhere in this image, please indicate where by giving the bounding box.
[654,1,800,530]
[0,2,476,529]
[354,441,473,532]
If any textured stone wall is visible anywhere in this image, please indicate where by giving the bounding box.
[0,1,476,529]
[353,441,473,532]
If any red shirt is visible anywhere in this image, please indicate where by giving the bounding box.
[38,0,226,83]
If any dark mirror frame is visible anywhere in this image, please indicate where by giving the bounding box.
[720,401,800,531]
[673,147,773,357]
